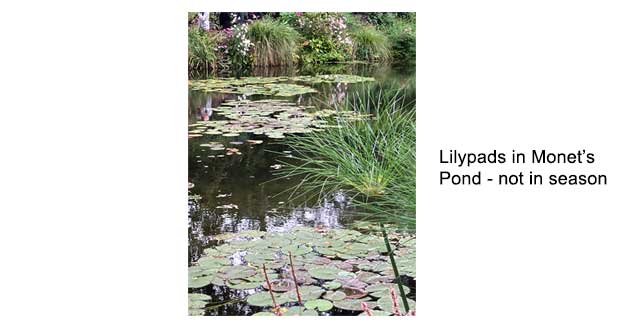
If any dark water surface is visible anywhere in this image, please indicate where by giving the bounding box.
[188,63,416,315]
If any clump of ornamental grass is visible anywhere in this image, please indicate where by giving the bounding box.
[247,18,300,67]
[274,84,415,230]
[350,25,392,62]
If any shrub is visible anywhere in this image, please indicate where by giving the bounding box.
[384,18,416,62]
[188,28,221,76]
[295,13,353,63]
[247,18,300,67]
[221,23,253,73]
[350,25,391,62]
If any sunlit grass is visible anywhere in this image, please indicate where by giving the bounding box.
[248,18,300,67]
[274,84,415,230]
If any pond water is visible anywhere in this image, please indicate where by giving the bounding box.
[188,63,416,316]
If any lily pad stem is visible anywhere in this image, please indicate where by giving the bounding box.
[262,264,281,315]
[288,251,303,305]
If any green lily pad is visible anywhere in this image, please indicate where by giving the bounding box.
[218,265,257,280]
[188,275,214,288]
[188,293,210,315]
[333,299,372,311]
[281,244,313,256]
[197,256,230,269]
[323,290,347,301]
[376,296,416,315]
[322,281,342,290]
[227,279,263,290]
[366,283,411,297]
[308,266,343,280]
[246,291,286,307]
[281,306,318,316]
[358,310,392,316]
[291,74,375,84]
[304,299,333,312]
[283,285,324,301]
[252,312,276,316]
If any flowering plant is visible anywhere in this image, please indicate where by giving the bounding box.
[221,23,254,71]
[295,13,353,63]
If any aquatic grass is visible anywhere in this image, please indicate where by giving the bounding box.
[273,84,416,229]
[248,18,300,67]
[350,25,391,62]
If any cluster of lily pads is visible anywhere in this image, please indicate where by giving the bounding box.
[188,227,416,316]
[290,74,376,84]
[188,99,369,140]
[188,74,375,96]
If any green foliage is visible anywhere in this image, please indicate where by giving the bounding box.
[295,13,353,64]
[276,12,300,25]
[247,18,300,67]
[188,28,221,76]
[223,23,253,73]
[350,25,391,62]
[275,85,416,230]
[383,18,416,62]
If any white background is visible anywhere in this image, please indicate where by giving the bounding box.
[1,1,639,329]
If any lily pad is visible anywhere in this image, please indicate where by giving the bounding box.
[227,279,263,290]
[304,299,333,312]
[333,299,372,311]
[263,279,295,292]
[366,283,411,297]
[323,290,347,301]
[218,265,257,280]
[283,285,324,301]
[308,266,343,280]
[281,306,318,316]
[322,281,342,290]
[246,291,287,307]
[376,296,416,315]
[252,312,275,316]
[358,310,392,316]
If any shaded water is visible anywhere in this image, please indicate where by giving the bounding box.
[188,63,416,315]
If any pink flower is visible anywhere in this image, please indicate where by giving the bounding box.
[296,12,302,16]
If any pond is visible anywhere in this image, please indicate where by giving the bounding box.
[188,63,416,316]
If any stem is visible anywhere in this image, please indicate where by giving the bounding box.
[381,223,410,313]
[288,251,303,305]
[262,264,281,314]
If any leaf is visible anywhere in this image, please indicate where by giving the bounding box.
[246,292,286,307]
[322,281,342,290]
[262,279,295,292]
[308,266,343,280]
[323,290,347,301]
[377,297,416,314]
[283,285,324,301]
[252,312,275,316]
[366,283,411,297]
[281,306,318,316]
[358,310,391,316]
[227,279,263,290]
[333,299,372,311]
[218,265,257,280]
[304,299,333,312]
